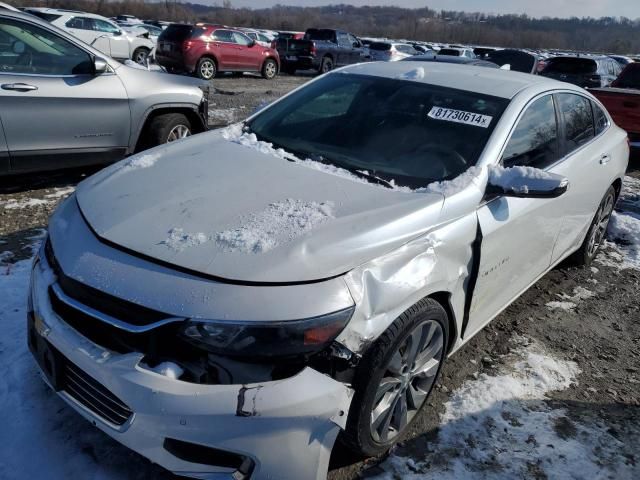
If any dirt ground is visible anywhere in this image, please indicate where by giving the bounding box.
[0,74,638,479]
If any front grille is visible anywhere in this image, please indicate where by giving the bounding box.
[62,360,133,426]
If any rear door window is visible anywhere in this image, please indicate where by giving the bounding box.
[502,95,559,169]
[556,93,595,152]
[592,102,609,136]
[65,17,94,31]
[213,29,234,43]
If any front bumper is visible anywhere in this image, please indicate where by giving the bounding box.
[28,250,353,480]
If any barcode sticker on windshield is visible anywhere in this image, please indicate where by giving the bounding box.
[427,107,493,128]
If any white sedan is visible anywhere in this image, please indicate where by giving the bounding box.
[29,62,628,479]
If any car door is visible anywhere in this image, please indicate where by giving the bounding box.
[347,34,363,63]
[468,94,565,338]
[335,32,351,66]
[0,115,8,174]
[232,31,259,71]
[0,16,130,173]
[548,93,613,263]
[212,29,238,70]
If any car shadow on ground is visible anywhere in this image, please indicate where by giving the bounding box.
[0,166,101,195]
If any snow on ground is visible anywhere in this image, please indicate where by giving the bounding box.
[600,175,640,270]
[371,337,636,480]
[161,228,208,251]
[545,286,595,311]
[216,198,335,253]
[1,187,75,210]
[208,106,245,124]
[0,245,162,480]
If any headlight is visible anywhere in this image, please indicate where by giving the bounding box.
[179,306,354,359]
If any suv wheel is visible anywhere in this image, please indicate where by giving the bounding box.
[261,59,278,79]
[197,57,217,80]
[145,113,192,147]
[320,56,333,74]
[342,298,448,456]
[132,47,150,65]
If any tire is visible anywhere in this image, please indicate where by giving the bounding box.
[568,185,617,266]
[196,57,217,80]
[145,113,192,147]
[132,47,150,65]
[319,56,333,74]
[342,298,449,457]
[261,58,278,79]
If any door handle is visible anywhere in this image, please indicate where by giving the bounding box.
[599,154,611,165]
[2,83,38,92]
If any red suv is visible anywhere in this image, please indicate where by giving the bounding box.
[156,24,280,80]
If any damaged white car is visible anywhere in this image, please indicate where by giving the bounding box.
[28,62,628,479]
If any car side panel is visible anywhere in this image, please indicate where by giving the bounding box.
[1,73,131,172]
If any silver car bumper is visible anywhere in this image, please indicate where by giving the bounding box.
[28,252,353,480]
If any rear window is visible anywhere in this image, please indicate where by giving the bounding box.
[438,49,461,57]
[486,50,536,74]
[305,29,335,41]
[543,58,597,75]
[25,11,62,22]
[613,64,640,89]
[369,42,391,51]
[160,24,204,42]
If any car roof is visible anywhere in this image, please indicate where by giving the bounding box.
[24,7,111,21]
[339,61,575,99]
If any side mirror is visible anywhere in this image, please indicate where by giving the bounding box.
[352,41,360,48]
[93,57,108,74]
[113,30,122,36]
[487,166,569,198]
[248,40,256,47]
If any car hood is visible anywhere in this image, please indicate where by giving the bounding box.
[75,131,445,283]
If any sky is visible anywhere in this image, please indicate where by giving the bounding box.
[214,0,640,19]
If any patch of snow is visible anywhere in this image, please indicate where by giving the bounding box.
[423,166,482,196]
[371,337,637,480]
[546,286,595,310]
[607,211,640,270]
[216,198,335,253]
[545,300,577,311]
[44,186,75,199]
[2,198,51,210]
[121,152,161,171]
[397,67,425,80]
[590,266,599,274]
[488,165,554,194]
[161,228,209,252]
[208,107,244,124]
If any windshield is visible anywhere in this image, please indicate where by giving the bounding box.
[248,73,508,188]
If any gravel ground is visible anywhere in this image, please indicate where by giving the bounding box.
[0,74,638,480]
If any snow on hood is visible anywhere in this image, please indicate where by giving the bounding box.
[75,129,447,283]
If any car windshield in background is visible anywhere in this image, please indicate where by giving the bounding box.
[248,73,508,189]
[304,29,335,41]
[369,42,391,51]
[543,58,597,75]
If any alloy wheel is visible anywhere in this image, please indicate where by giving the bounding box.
[587,190,615,258]
[200,60,215,79]
[264,61,277,78]
[370,319,444,443]
[167,125,191,142]
[134,50,148,65]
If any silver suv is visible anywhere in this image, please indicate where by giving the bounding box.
[0,10,208,175]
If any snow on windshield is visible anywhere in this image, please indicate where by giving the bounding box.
[221,124,480,196]
[216,198,335,254]
[161,228,209,252]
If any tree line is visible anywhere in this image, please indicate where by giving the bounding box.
[9,1,640,54]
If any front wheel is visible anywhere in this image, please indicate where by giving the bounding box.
[261,58,278,79]
[145,113,192,147]
[569,185,617,266]
[196,57,217,80]
[342,298,448,456]
[132,47,149,65]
